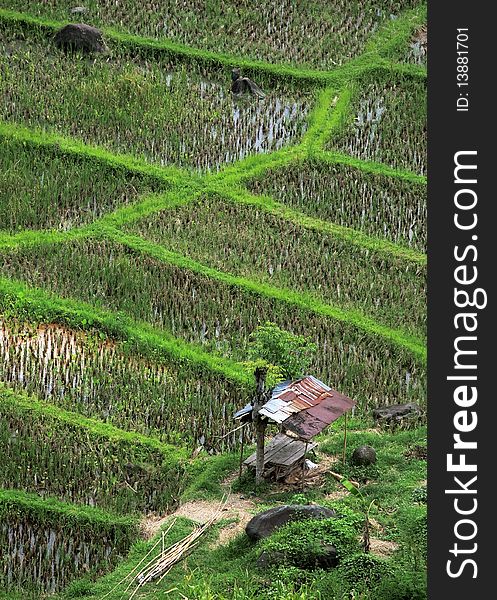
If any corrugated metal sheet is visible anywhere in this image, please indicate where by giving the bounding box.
[259,376,355,440]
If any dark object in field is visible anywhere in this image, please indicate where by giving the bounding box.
[351,445,377,466]
[404,444,427,460]
[54,23,107,54]
[412,24,427,49]
[245,504,336,541]
[231,68,265,99]
[372,402,421,424]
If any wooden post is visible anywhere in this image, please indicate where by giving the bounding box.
[238,425,245,479]
[342,412,348,464]
[300,442,308,491]
[253,367,268,486]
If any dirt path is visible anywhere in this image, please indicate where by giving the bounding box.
[141,491,258,547]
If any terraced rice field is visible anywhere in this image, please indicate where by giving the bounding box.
[0,137,167,232]
[327,73,427,175]
[0,24,311,171]
[0,1,427,597]
[247,158,427,252]
[0,0,424,69]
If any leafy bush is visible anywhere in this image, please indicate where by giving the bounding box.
[372,570,426,600]
[339,553,392,587]
[411,486,427,504]
[261,513,362,569]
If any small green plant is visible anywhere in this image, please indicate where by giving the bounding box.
[290,493,311,505]
[339,553,392,587]
[411,485,427,504]
[261,514,362,570]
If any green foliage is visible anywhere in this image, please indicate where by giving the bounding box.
[371,569,426,600]
[261,513,362,567]
[181,453,241,501]
[342,462,381,484]
[248,322,316,380]
[290,493,312,506]
[396,505,427,567]
[0,276,250,387]
[411,485,427,504]
[339,553,392,587]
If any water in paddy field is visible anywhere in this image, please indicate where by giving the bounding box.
[155,68,309,171]
[0,321,246,449]
[0,35,311,172]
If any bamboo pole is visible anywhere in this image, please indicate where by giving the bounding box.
[238,428,245,479]
[300,441,308,491]
[342,412,348,464]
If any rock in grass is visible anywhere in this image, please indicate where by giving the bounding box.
[372,403,421,424]
[351,445,377,466]
[54,23,107,54]
[245,505,336,541]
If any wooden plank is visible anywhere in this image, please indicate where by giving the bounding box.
[244,434,295,466]
[244,434,317,468]
[273,441,317,466]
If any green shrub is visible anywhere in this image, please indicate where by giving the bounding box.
[261,513,362,569]
[372,570,426,600]
[411,486,427,504]
[339,553,392,587]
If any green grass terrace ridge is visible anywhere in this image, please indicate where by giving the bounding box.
[0,120,193,186]
[0,7,427,86]
[0,276,252,387]
[0,382,188,460]
[102,226,427,361]
[0,489,138,530]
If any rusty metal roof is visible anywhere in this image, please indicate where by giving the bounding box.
[260,376,356,441]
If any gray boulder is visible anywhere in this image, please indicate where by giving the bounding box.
[373,403,421,423]
[246,504,336,541]
[54,23,107,54]
[351,445,377,466]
